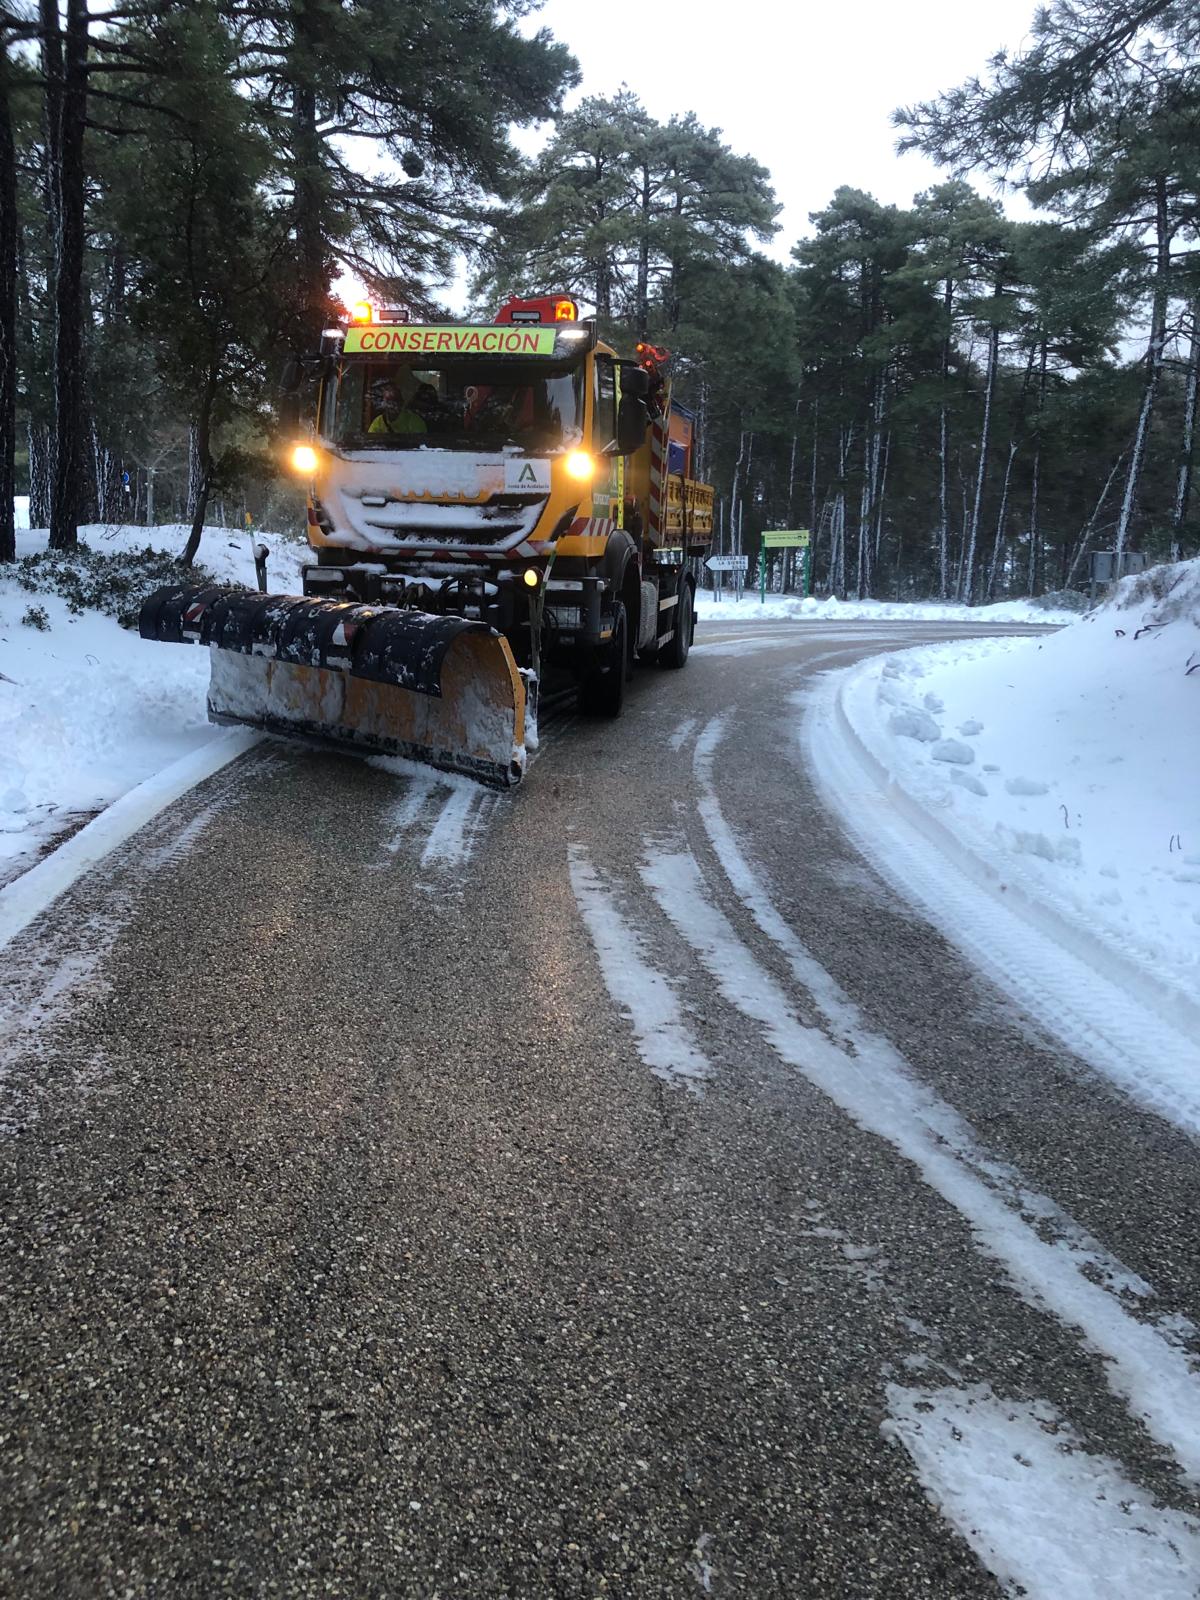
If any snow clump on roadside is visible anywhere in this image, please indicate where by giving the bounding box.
[845,557,1200,1006]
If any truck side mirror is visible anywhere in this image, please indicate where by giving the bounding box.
[278,392,301,431]
[621,366,651,399]
[617,396,650,454]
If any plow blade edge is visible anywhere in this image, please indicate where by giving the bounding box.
[140,586,526,787]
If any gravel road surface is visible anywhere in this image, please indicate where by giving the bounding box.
[2,619,1198,1599]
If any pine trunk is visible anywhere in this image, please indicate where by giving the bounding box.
[182,370,219,566]
[936,277,953,599]
[0,35,17,562]
[787,421,798,527]
[290,12,326,350]
[963,320,998,604]
[635,165,650,339]
[832,427,849,600]
[1170,298,1199,560]
[1066,454,1125,586]
[856,470,871,599]
[1114,174,1171,555]
[1027,339,1047,595]
[44,0,87,551]
[986,439,1019,601]
[186,425,203,521]
[874,430,891,567]
[28,424,50,527]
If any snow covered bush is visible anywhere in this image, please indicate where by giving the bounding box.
[14,547,216,630]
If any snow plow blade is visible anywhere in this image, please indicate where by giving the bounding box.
[139,586,526,788]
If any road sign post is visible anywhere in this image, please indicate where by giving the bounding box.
[759,531,811,601]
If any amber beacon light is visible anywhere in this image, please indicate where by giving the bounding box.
[290,444,319,475]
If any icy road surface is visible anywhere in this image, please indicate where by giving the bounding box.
[2,619,1199,1598]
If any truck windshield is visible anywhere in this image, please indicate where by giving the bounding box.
[322,355,586,452]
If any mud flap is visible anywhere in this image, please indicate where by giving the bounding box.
[140,586,526,787]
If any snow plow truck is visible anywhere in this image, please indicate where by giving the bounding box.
[139,294,715,787]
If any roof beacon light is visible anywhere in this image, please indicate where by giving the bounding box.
[350,301,373,324]
[495,294,580,326]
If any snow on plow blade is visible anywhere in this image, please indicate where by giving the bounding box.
[139,586,526,787]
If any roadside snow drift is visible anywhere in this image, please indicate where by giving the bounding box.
[0,524,307,884]
[696,591,1081,625]
[837,559,1200,1021]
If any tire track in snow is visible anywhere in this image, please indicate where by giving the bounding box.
[567,845,710,1092]
[377,771,502,876]
[692,713,1195,1301]
[883,1384,1200,1600]
[638,810,1200,1486]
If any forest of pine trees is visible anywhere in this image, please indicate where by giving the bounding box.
[0,0,1196,599]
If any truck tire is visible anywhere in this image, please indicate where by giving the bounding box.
[664,576,693,669]
[580,600,628,718]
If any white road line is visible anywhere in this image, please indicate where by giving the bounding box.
[884,1383,1200,1600]
[641,838,1200,1483]
[568,846,710,1092]
[0,730,259,954]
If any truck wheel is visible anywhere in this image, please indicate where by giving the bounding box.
[580,600,628,717]
[664,577,693,669]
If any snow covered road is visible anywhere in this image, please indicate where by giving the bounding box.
[2,617,1198,1598]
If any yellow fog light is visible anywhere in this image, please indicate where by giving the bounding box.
[523,567,541,588]
[564,450,595,481]
[290,443,319,475]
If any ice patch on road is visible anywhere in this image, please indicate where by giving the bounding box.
[568,846,710,1091]
[690,631,801,658]
[885,1383,1200,1599]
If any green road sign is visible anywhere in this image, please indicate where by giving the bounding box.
[759,529,812,602]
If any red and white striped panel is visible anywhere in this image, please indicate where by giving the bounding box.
[647,418,669,541]
[562,516,617,543]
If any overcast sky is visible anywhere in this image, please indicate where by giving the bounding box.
[517,0,1042,257]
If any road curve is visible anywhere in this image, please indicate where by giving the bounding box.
[2,620,1199,1599]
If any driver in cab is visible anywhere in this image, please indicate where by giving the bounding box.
[369,381,427,436]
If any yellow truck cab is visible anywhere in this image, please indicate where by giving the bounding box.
[290,294,714,714]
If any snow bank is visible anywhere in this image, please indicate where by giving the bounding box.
[696,590,1082,625]
[837,558,1200,1020]
[0,523,307,885]
[14,520,308,592]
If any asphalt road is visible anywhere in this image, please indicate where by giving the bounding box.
[2,619,1199,1598]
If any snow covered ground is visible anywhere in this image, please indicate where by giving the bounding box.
[696,589,1082,625]
[808,558,1200,1125]
[0,523,307,886]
